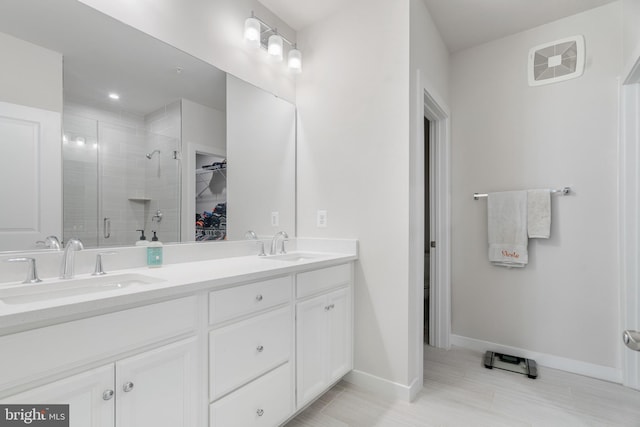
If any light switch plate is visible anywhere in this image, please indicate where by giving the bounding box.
[271,211,279,227]
[317,210,327,228]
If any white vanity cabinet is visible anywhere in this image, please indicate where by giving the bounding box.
[295,264,353,408]
[208,276,294,427]
[2,365,115,427]
[3,338,199,427]
[0,297,201,427]
[0,256,356,427]
[115,337,199,427]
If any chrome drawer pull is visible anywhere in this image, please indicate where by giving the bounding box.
[123,381,134,392]
[102,389,114,401]
[256,294,263,302]
[256,408,264,417]
[257,345,264,353]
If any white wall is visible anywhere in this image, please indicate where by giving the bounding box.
[226,75,295,240]
[408,0,450,393]
[77,0,297,103]
[182,99,226,155]
[622,0,640,78]
[450,3,622,372]
[297,0,416,394]
[0,31,62,113]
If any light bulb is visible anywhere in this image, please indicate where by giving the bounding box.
[268,34,283,61]
[244,17,261,49]
[288,48,302,73]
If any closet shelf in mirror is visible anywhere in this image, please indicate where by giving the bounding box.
[128,197,152,202]
[196,167,226,175]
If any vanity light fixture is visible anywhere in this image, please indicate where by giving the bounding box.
[243,11,302,73]
[108,92,120,100]
[288,46,302,74]
[244,15,261,49]
[268,32,284,61]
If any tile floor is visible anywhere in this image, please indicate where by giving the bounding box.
[284,346,640,427]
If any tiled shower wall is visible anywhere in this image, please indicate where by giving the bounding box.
[144,101,181,243]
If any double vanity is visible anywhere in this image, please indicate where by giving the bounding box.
[0,240,357,427]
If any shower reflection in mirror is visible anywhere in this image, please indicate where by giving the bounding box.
[63,101,183,247]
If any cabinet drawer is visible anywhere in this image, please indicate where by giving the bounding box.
[0,296,197,393]
[209,276,291,324]
[210,306,291,401]
[296,263,351,299]
[209,363,292,427]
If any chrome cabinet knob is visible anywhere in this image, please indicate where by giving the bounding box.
[256,294,263,302]
[123,381,134,392]
[256,409,264,417]
[257,345,264,353]
[102,389,114,401]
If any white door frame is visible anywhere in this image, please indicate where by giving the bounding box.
[411,70,452,389]
[424,89,451,350]
[620,56,640,390]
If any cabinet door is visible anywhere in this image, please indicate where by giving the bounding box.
[2,365,114,427]
[327,287,352,383]
[296,294,328,407]
[116,338,199,427]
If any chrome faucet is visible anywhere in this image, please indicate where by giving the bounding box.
[245,230,266,256]
[36,235,61,250]
[6,257,42,283]
[270,231,289,255]
[60,238,84,279]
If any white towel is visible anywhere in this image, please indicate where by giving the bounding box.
[527,189,551,239]
[488,191,528,267]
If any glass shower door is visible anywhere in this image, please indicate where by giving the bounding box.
[62,114,99,247]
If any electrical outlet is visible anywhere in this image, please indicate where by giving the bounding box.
[271,211,279,227]
[317,210,328,228]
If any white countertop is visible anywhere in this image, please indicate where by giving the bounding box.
[0,251,357,335]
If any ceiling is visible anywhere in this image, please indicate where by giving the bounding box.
[258,0,618,52]
[0,0,226,116]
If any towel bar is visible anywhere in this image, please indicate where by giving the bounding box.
[473,186,571,200]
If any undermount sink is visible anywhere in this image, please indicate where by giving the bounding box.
[263,252,326,262]
[0,273,162,305]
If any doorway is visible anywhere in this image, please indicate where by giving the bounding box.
[424,117,432,344]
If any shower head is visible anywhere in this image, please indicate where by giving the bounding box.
[146,149,160,159]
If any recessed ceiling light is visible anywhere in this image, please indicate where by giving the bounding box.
[108,93,120,100]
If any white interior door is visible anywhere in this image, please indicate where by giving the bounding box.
[0,101,61,250]
[620,81,640,390]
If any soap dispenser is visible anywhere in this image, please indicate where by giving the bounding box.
[135,229,149,246]
[147,231,163,267]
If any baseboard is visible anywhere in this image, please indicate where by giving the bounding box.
[343,370,419,402]
[451,335,623,383]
